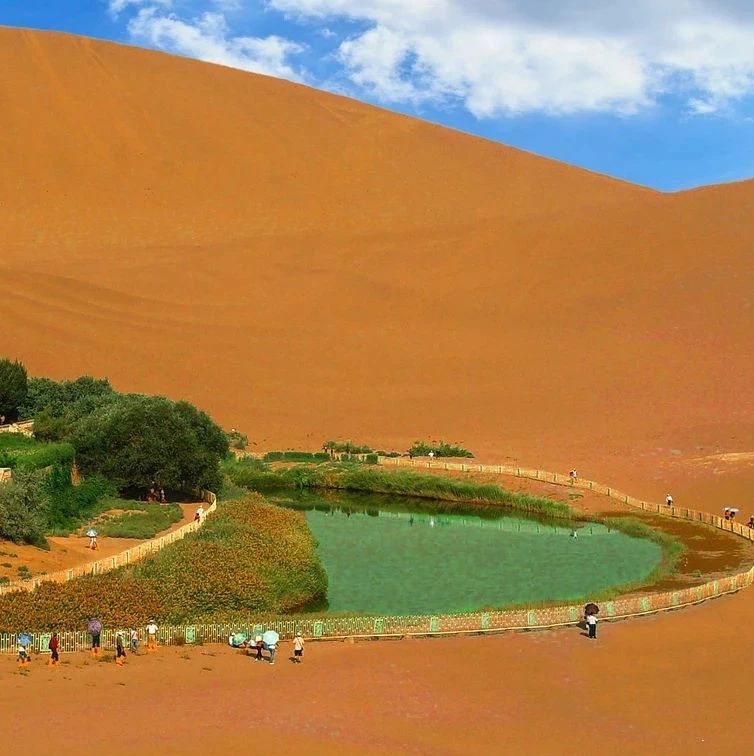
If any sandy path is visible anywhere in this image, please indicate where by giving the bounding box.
[0,504,196,583]
[1,598,749,756]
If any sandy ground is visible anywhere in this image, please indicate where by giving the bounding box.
[2,600,752,756]
[0,504,196,584]
[1,27,754,754]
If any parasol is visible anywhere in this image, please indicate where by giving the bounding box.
[231,632,248,647]
[584,603,599,616]
[87,618,102,635]
[86,529,97,538]
[262,630,279,647]
[18,633,32,647]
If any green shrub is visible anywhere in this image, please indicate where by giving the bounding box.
[45,473,115,535]
[226,430,248,450]
[0,358,28,422]
[408,441,473,458]
[0,470,51,547]
[19,375,114,420]
[322,440,374,454]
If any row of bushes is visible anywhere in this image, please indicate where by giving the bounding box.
[0,495,328,630]
[224,460,571,518]
[321,440,472,458]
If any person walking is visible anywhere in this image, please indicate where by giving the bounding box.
[86,528,98,550]
[587,613,598,639]
[88,618,102,658]
[292,631,304,664]
[129,627,139,655]
[194,505,205,523]
[665,493,673,507]
[267,641,277,665]
[146,621,158,652]
[48,632,60,666]
[254,635,264,662]
[115,632,127,666]
[569,469,578,484]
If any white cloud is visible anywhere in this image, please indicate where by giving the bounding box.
[267,0,754,116]
[127,7,305,80]
[109,0,171,16]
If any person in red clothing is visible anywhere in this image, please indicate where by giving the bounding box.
[48,633,60,666]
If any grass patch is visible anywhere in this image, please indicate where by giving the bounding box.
[92,500,183,539]
[263,451,331,463]
[0,435,75,473]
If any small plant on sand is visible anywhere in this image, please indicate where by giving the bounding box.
[16,565,31,579]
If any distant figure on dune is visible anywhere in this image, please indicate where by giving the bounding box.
[665,494,673,507]
[569,469,578,483]
[748,515,754,529]
[86,528,98,550]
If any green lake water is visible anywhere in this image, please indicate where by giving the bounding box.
[273,492,663,616]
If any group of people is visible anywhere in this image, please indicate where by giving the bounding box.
[228,631,305,664]
[146,482,167,503]
[84,618,159,666]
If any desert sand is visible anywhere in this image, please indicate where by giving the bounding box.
[1,27,754,754]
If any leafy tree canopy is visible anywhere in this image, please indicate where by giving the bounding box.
[72,394,228,491]
[0,358,28,422]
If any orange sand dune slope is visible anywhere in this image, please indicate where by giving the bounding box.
[1,28,753,485]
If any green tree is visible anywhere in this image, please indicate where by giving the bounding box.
[0,469,50,546]
[20,375,113,419]
[0,358,28,422]
[72,395,228,491]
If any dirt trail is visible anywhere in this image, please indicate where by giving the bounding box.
[0,504,195,584]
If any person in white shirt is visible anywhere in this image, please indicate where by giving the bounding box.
[293,632,305,664]
[194,505,205,522]
[665,494,673,507]
[587,613,597,639]
[146,621,158,652]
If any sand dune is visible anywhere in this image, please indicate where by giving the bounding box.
[2,28,753,508]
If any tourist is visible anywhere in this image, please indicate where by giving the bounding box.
[665,494,673,507]
[724,507,731,520]
[146,620,158,652]
[17,641,30,666]
[48,632,60,666]
[129,627,139,654]
[748,515,754,529]
[86,528,98,550]
[116,632,127,666]
[194,505,205,522]
[587,613,598,639]
[730,508,739,521]
[569,469,578,483]
[292,631,305,664]
[88,618,102,657]
[254,635,264,662]
[428,451,435,461]
[267,640,277,665]
[160,488,166,503]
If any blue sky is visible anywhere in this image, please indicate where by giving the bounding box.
[3,0,754,191]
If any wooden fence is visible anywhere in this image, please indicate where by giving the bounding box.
[0,489,217,596]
